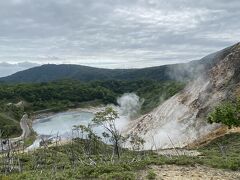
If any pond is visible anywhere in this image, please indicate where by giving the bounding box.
[28,111,106,150]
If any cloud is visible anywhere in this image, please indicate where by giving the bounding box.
[0,62,39,77]
[0,0,239,68]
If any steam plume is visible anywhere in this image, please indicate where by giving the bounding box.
[114,93,143,131]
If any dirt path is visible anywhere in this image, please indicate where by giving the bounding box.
[138,165,240,180]
[0,114,31,152]
[11,114,30,142]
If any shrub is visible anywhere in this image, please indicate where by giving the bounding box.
[99,171,136,180]
[208,99,240,128]
[146,170,157,179]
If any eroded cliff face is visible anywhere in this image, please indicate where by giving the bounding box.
[126,43,240,149]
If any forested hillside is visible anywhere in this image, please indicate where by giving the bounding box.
[0,80,185,137]
[0,62,199,83]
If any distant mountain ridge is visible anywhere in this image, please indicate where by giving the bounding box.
[0,44,237,83]
[0,62,39,78]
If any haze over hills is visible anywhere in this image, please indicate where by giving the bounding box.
[0,44,236,83]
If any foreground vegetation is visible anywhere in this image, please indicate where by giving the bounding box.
[196,133,240,170]
[1,108,240,179]
[1,133,239,179]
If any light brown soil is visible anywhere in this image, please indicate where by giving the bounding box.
[138,165,240,180]
[187,126,240,149]
[157,149,201,157]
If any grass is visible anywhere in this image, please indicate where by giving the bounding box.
[1,133,240,179]
[196,133,240,170]
[23,131,37,147]
[146,170,157,179]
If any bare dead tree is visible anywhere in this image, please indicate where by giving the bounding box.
[167,135,180,157]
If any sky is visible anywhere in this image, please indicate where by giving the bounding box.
[0,0,240,77]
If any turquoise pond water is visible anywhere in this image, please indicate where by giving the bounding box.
[32,111,107,137]
[29,111,106,149]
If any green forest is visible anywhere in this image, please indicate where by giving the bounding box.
[0,80,185,137]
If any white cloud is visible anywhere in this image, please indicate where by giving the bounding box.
[11,0,25,5]
[114,7,222,32]
[0,0,239,69]
[0,62,39,77]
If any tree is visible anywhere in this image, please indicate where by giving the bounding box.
[208,98,240,128]
[92,107,122,159]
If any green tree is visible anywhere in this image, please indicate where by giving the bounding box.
[92,107,122,159]
[208,99,240,128]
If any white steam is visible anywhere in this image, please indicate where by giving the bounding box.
[115,93,143,131]
[117,93,143,119]
[126,77,221,150]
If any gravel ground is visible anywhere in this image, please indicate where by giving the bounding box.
[138,165,240,180]
[157,149,202,157]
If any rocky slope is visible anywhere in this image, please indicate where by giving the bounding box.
[126,43,240,149]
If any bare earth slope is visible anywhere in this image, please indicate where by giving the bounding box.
[126,43,240,149]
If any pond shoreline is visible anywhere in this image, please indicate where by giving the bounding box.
[32,105,106,121]
[26,105,108,151]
